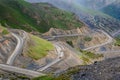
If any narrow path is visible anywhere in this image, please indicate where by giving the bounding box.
[6,33,24,65]
[112,29,120,37]
[0,64,45,77]
[99,50,120,54]
[83,30,113,50]
[37,42,64,72]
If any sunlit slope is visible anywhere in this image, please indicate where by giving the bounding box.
[24,34,54,60]
[33,0,120,34]
[0,0,84,33]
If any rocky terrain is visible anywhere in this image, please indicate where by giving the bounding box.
[0,0,120,80]
[56,57,120,80]
[43,27,109,50]
[43,26,90,36]
[76,30,109,49]
[27,0,120,35]
[0,26,16,63]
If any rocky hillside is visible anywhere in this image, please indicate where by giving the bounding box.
[43,26,90,36]
[26,0,120,35]
[0,0,84,33]
[0,25,16,63]
[14,33,55,69]
[55,57,120,80]
[0,26,56,79]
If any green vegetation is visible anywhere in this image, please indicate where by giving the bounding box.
[2,29,9,35]
[0,25,9,35]
[17,76,30,80]
[26,34,54,60]
[114,36,120,46]
[84,36,92,42]
[32,76,54,80]
[33,67,80,80]
[32,49,103,80]
[66,41,74,47]
[80,50,103,59]
[79,50,103,64]
[0,0,84,33]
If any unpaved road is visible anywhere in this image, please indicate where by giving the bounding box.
[6,33,24,65]
[37,42,64,71]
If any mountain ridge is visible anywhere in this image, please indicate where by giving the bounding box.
[0,0,84,33]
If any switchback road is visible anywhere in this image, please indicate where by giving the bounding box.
[83,30,113,50]
[6,33,24,65]
[0,64,45,77]
[37,42,64,71]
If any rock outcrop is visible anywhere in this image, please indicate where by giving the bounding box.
[0,30,16,63]
[57,57,120,80]
[43,26,91,36]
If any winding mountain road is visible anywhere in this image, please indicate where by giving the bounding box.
[47,29,113,51]
[0,64,45,77]
[0,31,45,77]
[112,29,120,37]
[46,34,86,41]
[83,30,113,50]
[99,50,120,54]
[37,42,64,71]
[0,29,114,77]
[6,33,24,65]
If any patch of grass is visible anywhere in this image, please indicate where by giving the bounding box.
[32,76,54,80]
[32,67,80,80]
[80,50,103,59]
[17,76,30,80]
[0,25,9,35]
[66,41,74,47]
[2,29,9,35]
[54,67,80,80]
[0,0,84,33]
[78,49,103,65]
[84,36,92,42]
[80,56,92,65]
[114,37,120,46]
[26,34,54,60]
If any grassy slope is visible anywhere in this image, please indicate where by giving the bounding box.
[114,35,120,46]
[53,0,120,33]
[0,25,9,35]
[0,0,84,33]
[26,34,54,60]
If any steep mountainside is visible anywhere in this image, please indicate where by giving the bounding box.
[0,0,84,33]
[0,25,16,63]
[34,57,120,80]
[0,25,55,79]
[101,0,120,20]
[26,0,120,35]
[55,57,120,80]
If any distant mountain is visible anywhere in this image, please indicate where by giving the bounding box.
[26,0,116,10]
[76,0,116,10]
[101,0,120,20]
[0,0,83,33]
[26,0,120,35]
